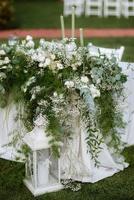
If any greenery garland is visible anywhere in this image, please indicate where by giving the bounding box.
[0,37,127,164]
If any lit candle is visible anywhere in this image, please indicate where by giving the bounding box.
[80,28,84,47]
[60,15,65,39]
[72,6,75,38]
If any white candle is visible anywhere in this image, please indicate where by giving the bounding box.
[80,28,84,47]
[72,6,75,38]
[60,15,65,39]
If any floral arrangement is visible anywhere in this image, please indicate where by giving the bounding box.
[0,35,127,165]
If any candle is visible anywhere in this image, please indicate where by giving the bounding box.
[72,6,75,38]
[60,15,65,39]
[80,28,84,47]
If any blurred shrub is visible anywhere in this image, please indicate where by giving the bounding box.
[0,0,15,29]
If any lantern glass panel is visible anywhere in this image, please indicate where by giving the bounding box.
[26,150,34,186]
[49,154,59,184]
[36,149,59,188]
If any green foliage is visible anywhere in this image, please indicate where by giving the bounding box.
[96,91,125,152]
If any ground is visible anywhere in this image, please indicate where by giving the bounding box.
[0,146,134,200]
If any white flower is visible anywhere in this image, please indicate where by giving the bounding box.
[26,35,33,41]
[50,54,56,60]
[26,40,35,48]
[81,76,89,84]
[27,49,35,55]
[8,40,17,46]
[21,40,26,46]
[65,81,75,89]
[31,94,36,100]
[53,92,58,97]
[0,61,3,66]
[38,55,45,63]
[59,94,64,99]
[44,58,51,66]
[38,63,44,68]
[0,50,6,56]
[4,57,10,64]
[65,42,77,53]
[89,84,100,98]
[39,39,45,46]
[34,114,48,127]
[71,64,77,71]
[57,63,63,70]
[0,72,6,80]
[96,78,101,84]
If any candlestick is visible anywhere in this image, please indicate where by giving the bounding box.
[80,28,84,47]
[72,6,75,38]
[60,15,65,39]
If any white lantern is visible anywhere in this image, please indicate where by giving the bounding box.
[23,115,63,196]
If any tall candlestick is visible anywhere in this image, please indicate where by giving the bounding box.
[60,15,65,39]
[72,6,75,38]
[80,28,84,47]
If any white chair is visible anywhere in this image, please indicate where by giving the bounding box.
[85,0,103,17]
[64,0,85,16]
[64,0,74,16]
[121,0,134,18]
[104,0,121,18]
[88,43,125,61]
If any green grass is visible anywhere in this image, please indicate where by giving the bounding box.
[0,146,134,200]
[13,0,134,29]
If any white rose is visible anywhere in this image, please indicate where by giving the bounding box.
[0,50,6,56]
[65,81,75,89]
[26,35,33,41]
[81,76,89,84]
[90,84,100,98]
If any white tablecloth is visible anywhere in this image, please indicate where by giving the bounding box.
[0,62,134,183]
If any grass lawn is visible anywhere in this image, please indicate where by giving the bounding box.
[0,146,134,200]
[13,0,134,29]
